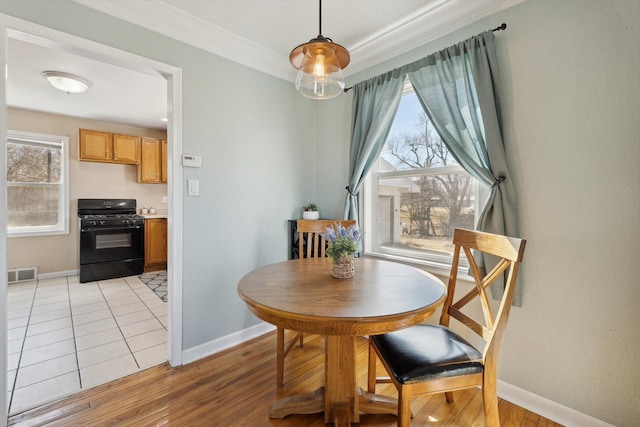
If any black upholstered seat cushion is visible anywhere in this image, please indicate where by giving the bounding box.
[371,324,483,384]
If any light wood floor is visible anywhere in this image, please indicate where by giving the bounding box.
[8,332,562,426]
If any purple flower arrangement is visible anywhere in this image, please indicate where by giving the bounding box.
[321,222,361,263]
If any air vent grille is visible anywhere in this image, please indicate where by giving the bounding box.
[8,267,37,284]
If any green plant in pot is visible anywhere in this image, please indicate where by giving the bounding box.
[302,203,319,220]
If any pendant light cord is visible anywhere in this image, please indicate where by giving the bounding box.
[318,0,322,36]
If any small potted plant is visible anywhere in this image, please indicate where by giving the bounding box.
[321,222,361,279]
[302,203,320,220]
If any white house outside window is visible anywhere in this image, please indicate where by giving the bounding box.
[363,85,488,267]
[6,130,69,237]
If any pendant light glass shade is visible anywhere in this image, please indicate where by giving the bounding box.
[291,37,348,99]
[289,1,350,100]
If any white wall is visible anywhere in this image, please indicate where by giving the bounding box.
[6,108,167,274]
[316,1,640,425]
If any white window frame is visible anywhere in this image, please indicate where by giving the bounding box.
[6,130,69,237]
[362,87,488,275]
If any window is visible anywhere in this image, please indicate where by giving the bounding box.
[363,84,488,266]
[6,130,69,236]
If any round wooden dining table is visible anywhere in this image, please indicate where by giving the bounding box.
[237,257,446,425]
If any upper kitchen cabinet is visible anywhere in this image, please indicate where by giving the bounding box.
[79,129,140,164]
[112,134,141,164]
[138,137,167,183]
[161,139,168,183]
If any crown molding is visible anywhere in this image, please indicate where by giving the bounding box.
[346,0,525,76]
[74,0,295,81]
[74,0,524,82]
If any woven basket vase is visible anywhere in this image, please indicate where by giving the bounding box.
[332,254,355,279]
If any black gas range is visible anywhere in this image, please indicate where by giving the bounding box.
[78,199,145,283]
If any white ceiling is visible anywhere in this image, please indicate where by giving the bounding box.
[7,0,524,130]
[8,38,168,130]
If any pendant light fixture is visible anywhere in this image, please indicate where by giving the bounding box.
[289,0,350,99]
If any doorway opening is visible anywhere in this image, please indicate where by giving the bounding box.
[1,16,183,418]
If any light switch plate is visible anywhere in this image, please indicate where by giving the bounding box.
[188,179,200,196]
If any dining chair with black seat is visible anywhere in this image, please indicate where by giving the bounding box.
[367,228,526,426]
[276,219,356,386]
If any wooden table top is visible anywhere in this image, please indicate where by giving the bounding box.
[237,257,446,336]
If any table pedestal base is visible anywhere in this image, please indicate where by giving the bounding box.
[269,336,399,425]
[269,387,398,424]
[270,387,325,418]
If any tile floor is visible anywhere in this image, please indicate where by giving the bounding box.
[7,274,168,415]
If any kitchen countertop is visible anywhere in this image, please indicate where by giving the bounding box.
[140,214,168,219]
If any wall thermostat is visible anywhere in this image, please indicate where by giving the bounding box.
[182,154,202,167]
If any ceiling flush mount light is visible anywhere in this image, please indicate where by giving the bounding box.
[42,71,92,94]
[289,0,350,99]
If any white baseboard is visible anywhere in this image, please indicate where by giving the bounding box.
[181,322,275,365]
[181,322,613,427]
[498,380,614,427]
[37,270,79,280]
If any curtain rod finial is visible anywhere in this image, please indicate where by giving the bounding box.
[493,23,507,32]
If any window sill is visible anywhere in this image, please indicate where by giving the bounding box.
[363,250,474,283]
[8,229,69,238]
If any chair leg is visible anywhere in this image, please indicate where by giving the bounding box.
[482,381,500,427]
[367,341,377,393]
[397,386,412,427]
[276,326,285,386]
[445,391,455,402]
[299,332,304,347]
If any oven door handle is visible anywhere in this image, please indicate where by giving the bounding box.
[80,225,144,232]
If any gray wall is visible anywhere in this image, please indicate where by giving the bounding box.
[316,1,640,425]
[2,0,640,425]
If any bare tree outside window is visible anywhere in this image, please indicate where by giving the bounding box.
[375,101,477,257]
[6,131,68,235]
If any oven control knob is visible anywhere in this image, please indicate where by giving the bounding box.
[100,221,106,225]
[91,221,97,226]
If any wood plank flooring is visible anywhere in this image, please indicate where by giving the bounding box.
[8,332,563,426]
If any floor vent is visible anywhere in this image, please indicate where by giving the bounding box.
[8,267,38,284]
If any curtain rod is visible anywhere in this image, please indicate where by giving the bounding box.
[343,23,507,93]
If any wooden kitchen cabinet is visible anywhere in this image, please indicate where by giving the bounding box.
[79,129,140,164]
[112,134,140,164]
[145,218,167,269]
[161,139,168,183]
[138,137,166,183]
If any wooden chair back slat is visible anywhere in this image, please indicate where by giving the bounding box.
[454,229,524,262]
[297,220,356,259]
[448,306,491,340]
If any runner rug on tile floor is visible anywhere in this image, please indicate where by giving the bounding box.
[139,270,168,302]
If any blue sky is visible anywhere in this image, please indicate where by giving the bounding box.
[388,92,423,139]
